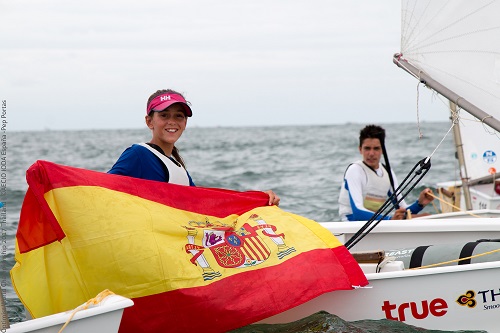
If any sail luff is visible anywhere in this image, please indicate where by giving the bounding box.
[393,53,500,133]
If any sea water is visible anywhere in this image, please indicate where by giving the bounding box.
[3,122,469,330]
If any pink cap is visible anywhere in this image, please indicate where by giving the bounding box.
[146,93,192,117]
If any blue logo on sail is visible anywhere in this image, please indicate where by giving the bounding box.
[483,150,497,164]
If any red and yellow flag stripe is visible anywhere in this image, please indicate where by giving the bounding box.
[11,160,367,333]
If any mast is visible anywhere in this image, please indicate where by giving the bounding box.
[450,101,472,210]
[393,54,500,134]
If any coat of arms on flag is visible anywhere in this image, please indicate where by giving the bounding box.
[185,214,296,280]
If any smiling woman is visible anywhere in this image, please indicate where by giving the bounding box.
[108,89,196,185]
[107,89,280,205]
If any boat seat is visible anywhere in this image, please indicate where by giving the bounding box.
[358,261,405,274]
[385,240,500,269]
[351,250,385,264]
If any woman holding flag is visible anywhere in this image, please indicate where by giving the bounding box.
[109,88,280,206]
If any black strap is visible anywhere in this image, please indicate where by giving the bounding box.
[145,143,170,182]
[476,239,500,242]
[360,160,393,179]
[345,161,386,181]
[409,245,430,268]
[458,242,479,265]
[343,163,354,179]
[380,138,398,209]
[458,239,500,265]
[145,142,166,155]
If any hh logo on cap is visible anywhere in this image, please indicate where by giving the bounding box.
[160,95,172,101]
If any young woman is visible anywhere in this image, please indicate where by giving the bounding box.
[109,89,280,205]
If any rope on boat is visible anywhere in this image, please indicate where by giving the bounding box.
[431,200,440,214]
[58,289,116,333]
[431,120,456,160]
[416,80,423,139]
[428,191,483,218]
[410,248,500,270]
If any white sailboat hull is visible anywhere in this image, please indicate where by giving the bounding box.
[261,219,500,331]
[437,181,500,213]
[469,186,500,211]
[6,295,133,333]
[327,219,500,252]
[264,261,500,332]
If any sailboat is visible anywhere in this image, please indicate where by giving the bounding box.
[259,0,500,331]
[395,0,500,214]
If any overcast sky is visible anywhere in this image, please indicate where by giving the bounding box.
[1,0,450,132]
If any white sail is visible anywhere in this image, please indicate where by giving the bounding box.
[397,0,500,183]
[459,119,500,181]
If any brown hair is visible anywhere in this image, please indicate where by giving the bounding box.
[359,124,386,147]
[147,89,188,168]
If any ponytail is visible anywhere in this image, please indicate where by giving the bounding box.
[172,146,186,169]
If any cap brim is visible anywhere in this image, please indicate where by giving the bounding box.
[152,101,192,117]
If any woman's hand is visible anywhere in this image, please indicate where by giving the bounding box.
[263,190,280,206]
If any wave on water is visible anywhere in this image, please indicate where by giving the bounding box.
[230,311,487,333]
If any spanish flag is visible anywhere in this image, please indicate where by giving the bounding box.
[11,160,367,333]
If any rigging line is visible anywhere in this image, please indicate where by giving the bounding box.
[428,192,482,218]
[428,120,455,161]
[345,168,423,248]
[451,100,461,121]
[344,204,393,249]
[431,200,440,214]
[416,80,423,138]
[480,119,500,138]
[346,173,424,250]
[344,194,396,249]
[386,157,431,208]
[345,158,431,250]
[479,115,500,138]
[343,165,426,244]
[460,111,500,139]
